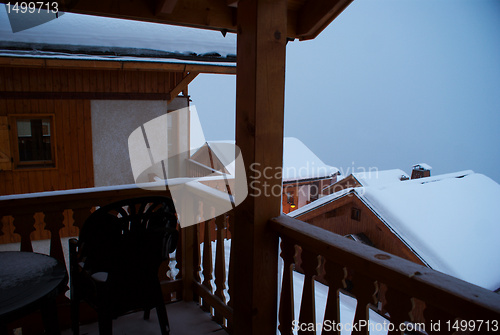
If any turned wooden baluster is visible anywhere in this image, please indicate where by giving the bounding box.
[201,211,214,312]
[158,231,173,302]
[225,209,232,240]
[157,217,175,285]
[175,221,183,282]
[278,237,296,335]
[321,258,346,335]
[43,210,65,264]
[350,272,377,335]
[194,201,204,286]
[72,207,93,234]
[410,298,426,325]
[12,212,35,252]
[384,286,414,335]
[0,216,13,243]
[214,214,227,324]
[227,210,235,307]
[226,210,235,333]
[424,304,454,335]
[298,248,320,335]
[193,223,201,283]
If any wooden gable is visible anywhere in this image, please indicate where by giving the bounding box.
[294,192,426,266]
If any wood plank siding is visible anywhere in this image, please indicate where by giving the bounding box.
[295,194,425,265]
[0,66,187,197]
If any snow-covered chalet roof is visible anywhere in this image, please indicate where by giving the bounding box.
[353,169,409,187]
[290,170,500,291]
[282,137,339,182]
[0,6,236,66]
[193,137,339,182]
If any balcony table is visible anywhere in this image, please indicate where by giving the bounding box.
[0,251,68,335]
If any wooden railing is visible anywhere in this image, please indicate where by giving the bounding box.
[4,185,500,334]
[270,215,500,335]
[0,183,168,260]
[190,210,234,330]
[0,182,234,333]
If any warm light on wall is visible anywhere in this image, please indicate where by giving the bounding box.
[286,193,296,209]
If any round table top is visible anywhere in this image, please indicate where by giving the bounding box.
[0,251,67,319]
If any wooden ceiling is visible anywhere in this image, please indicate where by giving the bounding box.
[34,0,353,41]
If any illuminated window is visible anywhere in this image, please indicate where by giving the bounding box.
[11,115,55,168]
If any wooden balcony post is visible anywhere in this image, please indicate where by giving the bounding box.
[233,0,287,334]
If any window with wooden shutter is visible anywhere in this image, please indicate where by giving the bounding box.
[9,115,56,169]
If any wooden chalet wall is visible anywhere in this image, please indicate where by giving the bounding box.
[283,178,335,214]
[0,96,92,195]
[0,65,185,196]
[295,194,425,265]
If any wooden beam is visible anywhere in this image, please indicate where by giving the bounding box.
[166,72,199,104]
[233,0,287,334]
[156,0,179,15]
[0,91,170,100]
[296,0,354,40]
[0,57,236,74]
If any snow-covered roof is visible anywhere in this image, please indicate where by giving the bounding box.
[291,170,500,291]
[353,169,409,188]
[282,137,339,182]
[0,6,236,65]
[193,138,339,182]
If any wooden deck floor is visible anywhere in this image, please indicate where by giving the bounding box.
[61,301,229,335]
[0,242,229,335]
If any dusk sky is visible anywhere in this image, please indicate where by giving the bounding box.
[190,0,500,183]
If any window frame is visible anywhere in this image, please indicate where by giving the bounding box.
[351,207,361,221]
[9,114,57,170]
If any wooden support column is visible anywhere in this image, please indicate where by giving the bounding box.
[233,0,287,334]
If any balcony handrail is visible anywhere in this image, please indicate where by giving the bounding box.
[270,214,500,327]
[0,177,232,214]
[0,181,170,214]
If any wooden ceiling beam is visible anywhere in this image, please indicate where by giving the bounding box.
[155,0,179,15]
[296,0,354,40]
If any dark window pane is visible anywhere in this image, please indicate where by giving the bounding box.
[16,118,52,163]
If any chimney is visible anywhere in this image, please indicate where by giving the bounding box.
[411,163,432,179]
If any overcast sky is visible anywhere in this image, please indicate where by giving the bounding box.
[190,0,500,183]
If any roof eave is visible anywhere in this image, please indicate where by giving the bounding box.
[0,54,236,74]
